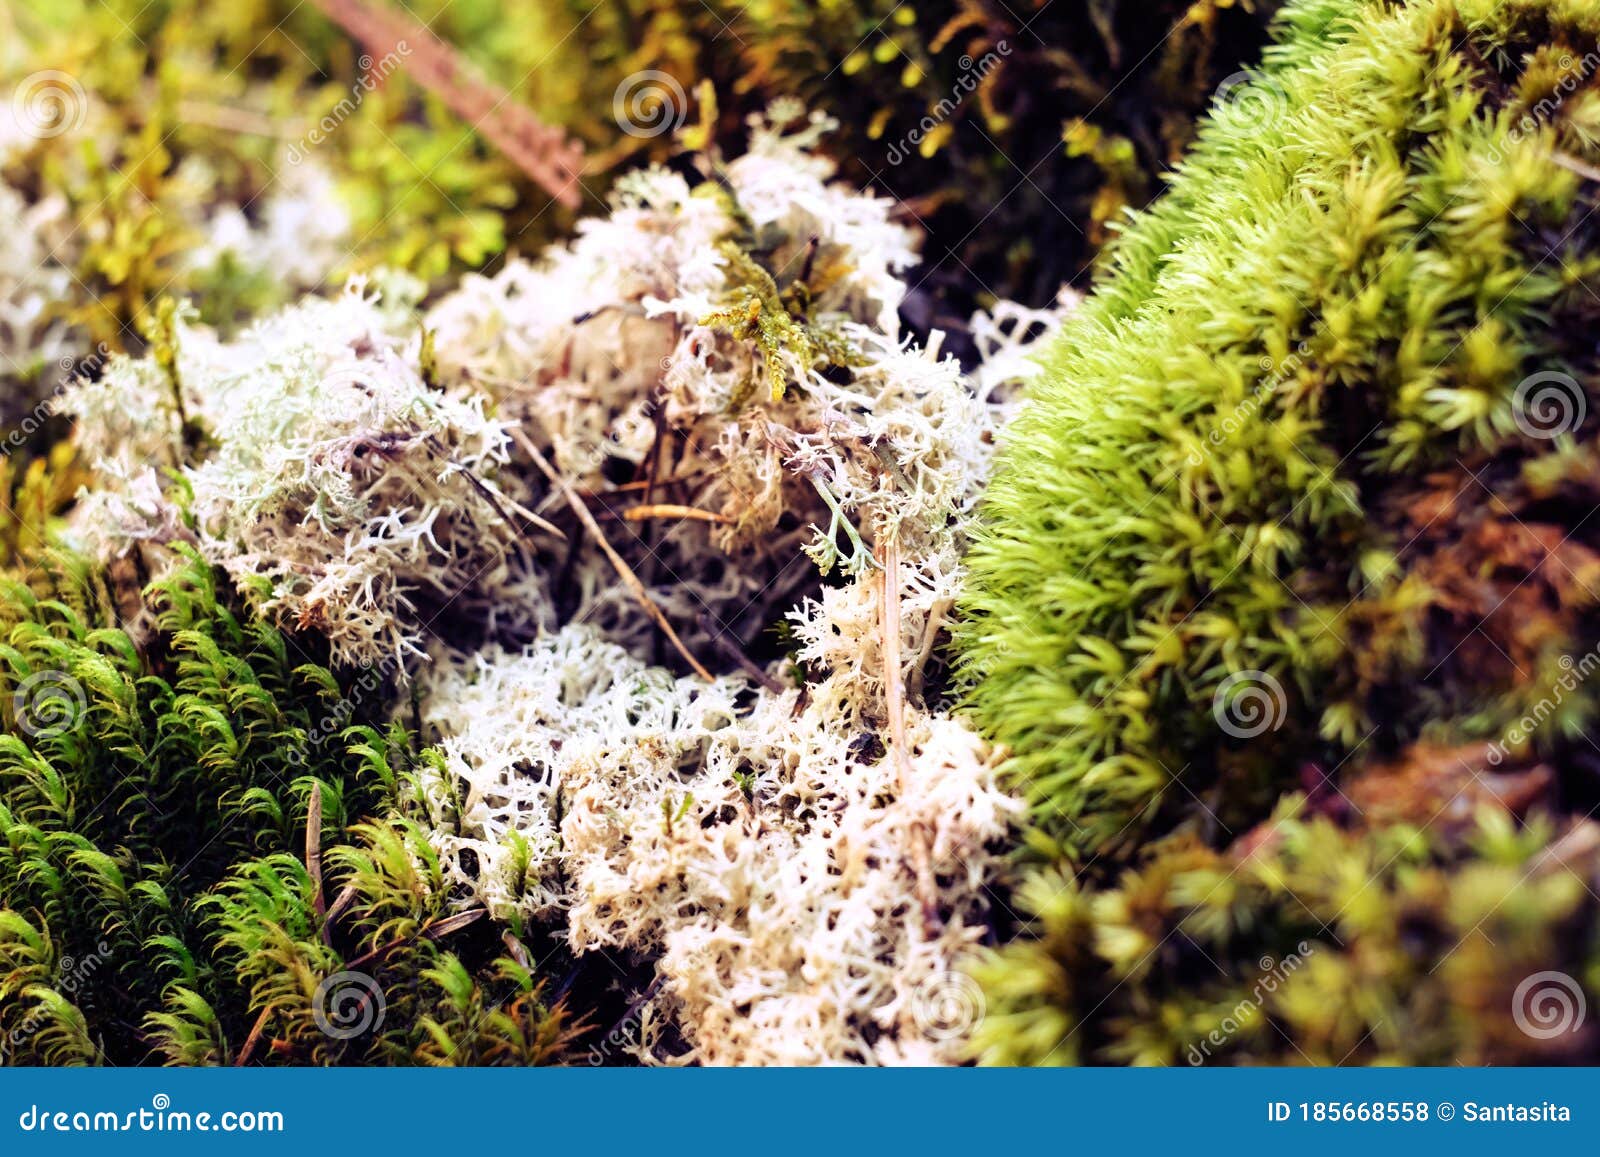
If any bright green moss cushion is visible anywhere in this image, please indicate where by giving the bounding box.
[960,0,1600,858]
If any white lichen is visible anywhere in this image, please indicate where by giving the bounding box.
[181,154,353,295]
[0,179,81,418]
[410,114,1069,1065]
[59,108,1075,1064]
[62,278,544,667]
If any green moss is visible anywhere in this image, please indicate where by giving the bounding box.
[8,0,1281,326]
[960,0,1600,855]
[957,0,1600,1065]
[971,804,1600,1066]
[642,0,1282,308]
[0,552,578,1064]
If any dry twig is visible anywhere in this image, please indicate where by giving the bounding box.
[623,503,731,525]
[510,424,715,682]
[233,1007,272,1067]
[306,0,584,208]
[698,611,786,693]
[306,788,326,925]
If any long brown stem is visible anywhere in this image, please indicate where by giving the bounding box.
[305,0,583,207]
[510,425,715,682]
[306,788,325,926]
[623,503,730,525]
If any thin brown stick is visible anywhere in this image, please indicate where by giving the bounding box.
[455,457,566,539]
[324,884,359,936]
[305,0,583,207]
[510,425,715,682]
[574,471,709,498]
[306,788,325,925]
[501,931,532,969]
[905,596,953,701]
[880,535,940,933]
[623,503,731,525]
[1553,150,1600,185]
[174,99,295,138]
[234,1006,272,1067]
[343,909,486,972]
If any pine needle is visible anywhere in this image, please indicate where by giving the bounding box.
[509,425,715,682]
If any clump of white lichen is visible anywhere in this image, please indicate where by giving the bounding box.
[409,111,1070,1064]
[61,107,1073,1064]
[61,277,548,666]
